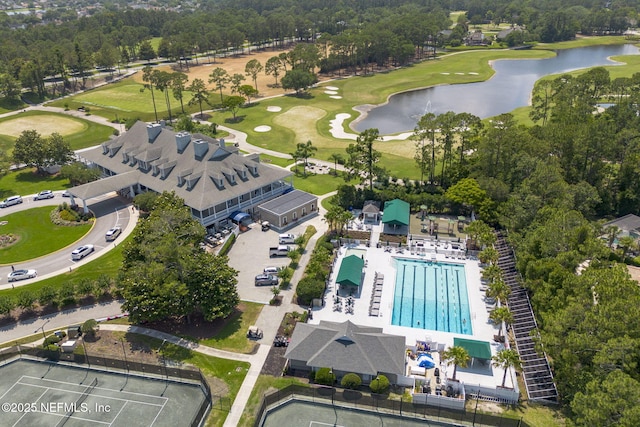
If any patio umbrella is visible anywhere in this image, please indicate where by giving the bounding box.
[417,353,435,369]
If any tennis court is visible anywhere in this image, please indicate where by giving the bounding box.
[261,400,453,427]
[0,359,208,427]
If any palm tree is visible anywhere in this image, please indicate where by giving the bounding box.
[604,225,620,249]
[441,346,470,381]
[481,264,503,284]
[492,349,522,388]
[489,306,513,338]
[478,246,499,266]
[328,153,343,176]
[618,235,637,260]
[486,279,511,304]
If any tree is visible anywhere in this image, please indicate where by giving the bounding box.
[617,235,636,260]
[0,149,10,177]
[293,140,317,177]
[13,130,73,174]
[489,306,513,338]
[478,246,499,265]
[223,95,245,121]
[237,84,258,105]
[281,69,318,94]
[155,70,175,122]
[229,73,245,94]
[187,78,211,119]
[441,346,470,380]
[60,162,101,185]
[0,73,21,100]
[492,349,522,388]
[138,39,156,63]
[445,178,488,218]
[81,319,99,337]
[486,279,511,304]
[119,191,239,323]
[571,370,640,427]
[328,153,343,176]
[141,66,159,122]
[346,129,382,191]
[265,56,284,87]
[171,72,189,114]
[208,67,230,103]
[244,58,263,91]
[133,191,159,213]
[413,113,438,184]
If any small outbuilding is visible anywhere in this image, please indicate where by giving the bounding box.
[335,255,365,292]
[382,199,410,235]
[257,189,318,231]
[362,200,381,223]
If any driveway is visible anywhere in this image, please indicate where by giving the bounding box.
[0,191,135,290]
[227,217,320,304]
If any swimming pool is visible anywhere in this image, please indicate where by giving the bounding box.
[391,259,472,335]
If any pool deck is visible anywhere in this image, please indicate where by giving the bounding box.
[309,222,515,391]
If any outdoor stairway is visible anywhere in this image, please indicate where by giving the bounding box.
[495,232,559,403]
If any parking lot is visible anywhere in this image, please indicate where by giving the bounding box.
[227,219,320,304]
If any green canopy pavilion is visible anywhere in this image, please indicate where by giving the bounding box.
[336,255,365,290]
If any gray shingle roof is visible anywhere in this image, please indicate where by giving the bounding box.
[79,121,292,211]
[284,320,406,377]
[258,189,317,215]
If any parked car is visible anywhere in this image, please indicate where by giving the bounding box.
[255,274,279,286]
[263,266,281,276]
[62,190,72,198]
[273,335,290,347]
[269,245,291,257]
[105,226,122,241]
[8,269,37,282]
[0,195,23,208]
[261,221,270,231]
[33,190,54,200]
[278,233,296,244]
[71,244,94,260]
[247,326,263,339]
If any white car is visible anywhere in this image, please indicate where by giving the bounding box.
[71,244,94,260]
[8,269,37,282]
[34,190,54,200]
[0,195,22,208]
[105,226,122,241]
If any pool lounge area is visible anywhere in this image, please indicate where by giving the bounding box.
[309,220,514,395]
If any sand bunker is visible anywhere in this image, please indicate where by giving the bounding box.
[455,72,464,75]
[441,72,450,75]
[468,72,479,75]
[266,106,282,112]
[330,96,342,99]
[254,125,271,132]
[325,86,339,91]
[0,114,85,138]
[324,90,338,95]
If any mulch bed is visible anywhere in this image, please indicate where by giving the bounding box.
[140,302,251,341]
[260,312,304,377]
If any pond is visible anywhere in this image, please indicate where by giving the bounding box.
[353,44,640,134]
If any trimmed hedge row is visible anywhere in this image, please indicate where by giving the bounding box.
[295,235,334,305]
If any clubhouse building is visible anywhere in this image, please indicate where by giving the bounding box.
[75,121,296,228]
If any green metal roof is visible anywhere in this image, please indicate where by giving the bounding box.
[336,255,364,287]
[454,338,492,360]
[382,199,410,226]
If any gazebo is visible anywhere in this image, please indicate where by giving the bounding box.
[335,255,365,294]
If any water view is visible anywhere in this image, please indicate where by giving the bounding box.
[354,44,640,134]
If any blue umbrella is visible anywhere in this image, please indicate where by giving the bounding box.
[417,353,435,369]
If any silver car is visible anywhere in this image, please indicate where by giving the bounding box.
[71,244,94,260]
[255,274,278,286]
[105,226,122,241]
[0,195,22,208]
[34,190,54,200]
[8,269,37,282]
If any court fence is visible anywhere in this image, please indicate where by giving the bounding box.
[0,344,230,427]
[255,384,528,427]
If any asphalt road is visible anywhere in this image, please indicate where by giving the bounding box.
[0,191,133,290]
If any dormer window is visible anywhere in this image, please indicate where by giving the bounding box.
[122,152,129,163]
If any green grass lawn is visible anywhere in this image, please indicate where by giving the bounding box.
[0,168,71,200]
[0,110,114,155]
[0,206,92,263]
[291,171,348,195]
[258,154,292,168]
[196,301,263,353]
[0,231,126,300]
